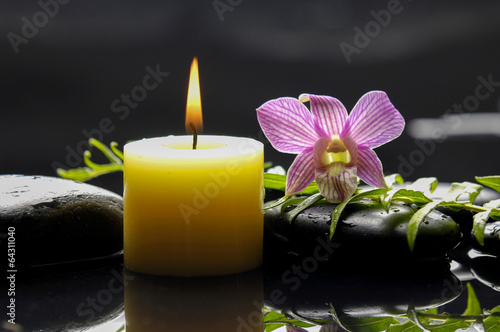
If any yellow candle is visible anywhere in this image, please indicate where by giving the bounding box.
[123,135,264,276]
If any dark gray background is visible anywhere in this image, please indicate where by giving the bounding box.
[2,0,500,194]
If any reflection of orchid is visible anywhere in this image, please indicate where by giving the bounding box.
[257,91,405,202]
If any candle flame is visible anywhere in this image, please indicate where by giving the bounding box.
[185,57,203,134]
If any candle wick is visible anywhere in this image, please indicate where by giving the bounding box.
[190,122,198,150]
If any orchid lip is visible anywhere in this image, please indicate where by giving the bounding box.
[321,136,352,166]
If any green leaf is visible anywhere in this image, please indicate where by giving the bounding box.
[288,193,324,223]
[280,197,309,215]
[385,173,404,188]
[110,141,124,160]
[380,189,432,210]
[444,182,483,204]
[263,196,292,210]
[476,175,500,193]
[56,139,124,182]
[57,164,124,182]
[406,177,438,193]
[475,199,500,245]
[380,177,436,212]
[473,210,491,246]
[380,188,399,212]
[263,173,287,191]
[263,173,320,195]
[407,200,442,252]
[463,283,482,316]
[330,188,388,240]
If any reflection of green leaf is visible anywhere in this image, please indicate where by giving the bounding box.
[329,305,350,331]
[340,316,400,332]
[263,310,315,331]
[386,320,422,332]
[429,317,470,331]
[476,175,500,193]
[484,306,500,331]
[463,282,482,316]
[286,326,309,332]
[320,321,349,332]
[406,302,430,331]
[263,310,286,331]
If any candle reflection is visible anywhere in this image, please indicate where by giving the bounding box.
[125,269,264,331]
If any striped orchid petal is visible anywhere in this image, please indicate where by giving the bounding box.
[257,97,319,153]
[315,164,358,203]
[285,147,315,196]
[299,93,348,137]
[356,146,387,188]
[342,91,405,148]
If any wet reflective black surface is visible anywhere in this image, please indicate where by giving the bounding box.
[3,243,499,332]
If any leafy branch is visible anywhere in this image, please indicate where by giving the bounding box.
[264,173,500,252]
[57,138,124,182]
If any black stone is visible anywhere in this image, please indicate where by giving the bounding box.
[0,175,123,269]
[264,199,462,261]
[472,221,500,256]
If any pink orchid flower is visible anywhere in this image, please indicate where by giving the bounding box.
[257,91,405,203]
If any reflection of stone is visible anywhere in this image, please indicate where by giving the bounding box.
[469,250,500,292]
[264,267,462,320]
[0,175,123,268]
[3,260,124,331]
[125,269,264,331]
